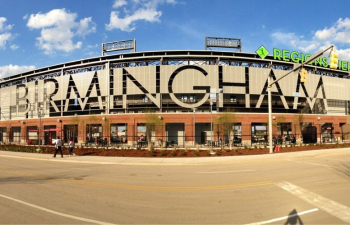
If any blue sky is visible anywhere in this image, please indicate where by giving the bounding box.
[0,0,350,79]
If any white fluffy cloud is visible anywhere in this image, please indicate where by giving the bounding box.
[0,64,36,79]
[271,32,320,52]
[106,0,177,32]
[0,17,14,49]
[26,9,96,54]
[271,18,350,61]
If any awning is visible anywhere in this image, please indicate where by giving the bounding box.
[28,129,39,132]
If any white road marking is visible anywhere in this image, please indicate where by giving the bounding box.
[288,159,336,168]
[196,170,255,174]
[326,158,350,162]
[277,181,350,223]
[0,193,116,225]
[245,208,319,225]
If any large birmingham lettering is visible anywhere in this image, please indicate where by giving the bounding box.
[44,79,60,112]
[122,68,161,108]
[168,65,210,108]
[294,73,327,112]
[219,66,250,108]
[256,69,289,109]
[10,65,330,116]
[64,72,104,111]
[16,84,30,114]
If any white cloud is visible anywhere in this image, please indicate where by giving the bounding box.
[76,17,96,37]
[113,0,127,8]
[106,0,177,32]
[0,33,12,48]
[0,64,36,79]
[315,18,350,44]
[272,18,350,61]
[0,17,13,31]
[271,32,319,52]
[10,44,19,50]
[0,17,14,49]
[337,48,350,62]
[26,9,96,54]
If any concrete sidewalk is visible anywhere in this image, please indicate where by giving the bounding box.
[0,148,349,166]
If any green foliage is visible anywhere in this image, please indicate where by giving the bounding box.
[160,150,166,156]
[149,150,156,157]
[171,149,177,156]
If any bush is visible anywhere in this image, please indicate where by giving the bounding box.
[160,150,166,156]
[149,150,156,157]
[171,150,177,156]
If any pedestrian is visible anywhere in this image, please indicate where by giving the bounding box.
[68,138,75,157]
[53,136,63,158]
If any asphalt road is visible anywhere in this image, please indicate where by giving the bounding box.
[0,148,349,224]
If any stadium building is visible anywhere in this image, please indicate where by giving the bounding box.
[0,38,349,147]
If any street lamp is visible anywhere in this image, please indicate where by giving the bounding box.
[267,45,334,153]
[210,100,214,154]
[57,119,62,140]
[37,106,43,151]
[193,108,196,146]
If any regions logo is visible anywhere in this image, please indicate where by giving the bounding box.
[256,45,269,59]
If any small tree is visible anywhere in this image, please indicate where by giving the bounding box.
[214,109,236,149]
[293,112,306,144]
[144,111,163,150]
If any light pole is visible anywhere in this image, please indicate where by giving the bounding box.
[210,100,214,154]
[57,119,62,140]
[193,108,196,146]
[267,45,334,153]
[37,106,43,151]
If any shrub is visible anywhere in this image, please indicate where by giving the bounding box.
[171,150,177,156]
[149,150,156,157]
[180,150,186,156]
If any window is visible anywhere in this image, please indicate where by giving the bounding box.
[189,95,196,102]
[143,96,149,102]
[231,96,237,102]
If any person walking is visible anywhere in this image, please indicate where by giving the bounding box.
[53,136,63,158]
[68,138,75,157]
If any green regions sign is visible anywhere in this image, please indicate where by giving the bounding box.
[273,48,350,71]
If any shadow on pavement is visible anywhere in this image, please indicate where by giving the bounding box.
[284,209,303,225]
